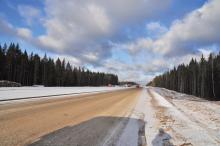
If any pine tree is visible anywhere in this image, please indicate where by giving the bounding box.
[0,43,119,87]
[0,44,6,80]
[33,54,40,85]
[151,53,220,100]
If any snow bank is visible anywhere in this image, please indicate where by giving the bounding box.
[0,86,128,101]
[149,87,220,146]
[150,90,172,108]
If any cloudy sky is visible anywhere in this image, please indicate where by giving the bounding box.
[0,0,220,84]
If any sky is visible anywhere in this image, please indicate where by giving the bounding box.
[0,0,220,84]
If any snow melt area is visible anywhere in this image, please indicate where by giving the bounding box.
[0,86,128,101]
[116,90,147,146]
[150,90,172,108]
[123,87,220,146]
[148,87,220,146]
[116,88,176,146]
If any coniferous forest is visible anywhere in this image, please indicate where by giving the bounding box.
[0,43,118,86]
[150,53,220,100]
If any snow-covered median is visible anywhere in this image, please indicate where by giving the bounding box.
[0,86,128,101]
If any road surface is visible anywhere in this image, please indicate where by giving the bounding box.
[2,87,218,146]
[0,88,141,146]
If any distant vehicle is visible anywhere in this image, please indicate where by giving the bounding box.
[136,85,140,88]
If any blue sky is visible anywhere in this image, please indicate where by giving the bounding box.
[1,0,219,84]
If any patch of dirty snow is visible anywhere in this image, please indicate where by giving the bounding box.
[149,87,220,146]
[150,89,173,108]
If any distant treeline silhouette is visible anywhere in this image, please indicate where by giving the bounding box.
[0,43,118,86]
[150,53,220,100]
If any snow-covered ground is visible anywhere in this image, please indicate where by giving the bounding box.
[153,87,220,145]
[140,87,220,146]
[0,86,128,101]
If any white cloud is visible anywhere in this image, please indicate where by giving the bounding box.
[0,0,171,81]
[152,0,220,56]
[127,38,154,54]
[83,52,99,62]
[54,54,82,67]
[92,59,148,84]
[34,0,171,62]
[0,19,34,41]
[126,0,220,57]
[18,5,41,25]
[17,28,33,39]
[146,22,168,38]
[0,19,16,35]
[86,4,111,34]
[142,58,169,73]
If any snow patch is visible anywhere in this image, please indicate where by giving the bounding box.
[150,90,172,108]
[149,87,220,146]
[0,86,129,102]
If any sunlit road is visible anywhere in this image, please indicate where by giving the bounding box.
[0,88,141,146]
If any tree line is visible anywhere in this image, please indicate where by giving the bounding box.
[150,53,220,100]
[0,43,118,86]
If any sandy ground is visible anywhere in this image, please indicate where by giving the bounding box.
[0,88,141,146]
